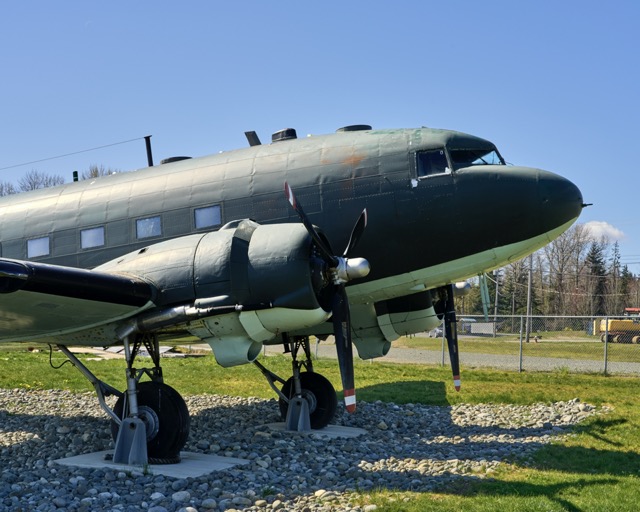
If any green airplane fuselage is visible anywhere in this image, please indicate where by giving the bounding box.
[0,126,583,306]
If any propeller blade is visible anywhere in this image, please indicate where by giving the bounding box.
[343,208,368,257]
[284,182,338,266]
[284,182,369,414]
[443,284,461,391]
[331,286,356,413]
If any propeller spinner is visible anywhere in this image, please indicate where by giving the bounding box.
[284,182,369,413]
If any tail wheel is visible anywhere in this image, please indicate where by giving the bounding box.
[278,372,337,429]
[111,381,190,463]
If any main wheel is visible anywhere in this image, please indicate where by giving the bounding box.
[278,372,337,429]
[110,381,190,463]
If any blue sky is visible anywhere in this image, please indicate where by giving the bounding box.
[1,1,638,273]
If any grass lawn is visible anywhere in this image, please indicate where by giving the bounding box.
[1,346,639,511]
[395,334,640,364]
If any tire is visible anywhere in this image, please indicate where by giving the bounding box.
[111,381,190,462]
[620,334,633,344]
[278,372,337,429]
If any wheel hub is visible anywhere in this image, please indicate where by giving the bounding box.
[300,389,317,414]
[137,405,160,441]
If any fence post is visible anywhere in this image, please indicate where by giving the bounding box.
[519,315,524,372]
[603,316,609,376]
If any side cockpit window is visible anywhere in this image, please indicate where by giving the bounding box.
[416,149,450,178]
[449,148,504,170]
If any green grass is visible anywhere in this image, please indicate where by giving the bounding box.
[396,335,640,363]
[1,346,639,511]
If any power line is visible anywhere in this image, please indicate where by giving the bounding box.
[0,137,146,172]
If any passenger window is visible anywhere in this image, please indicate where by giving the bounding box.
[27,237,50,258]
[416,150,449,177]
[194,205,221,229]
[136,216,162,239]
[81,227,105,249]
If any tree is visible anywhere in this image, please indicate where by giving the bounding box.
[80,164,118,180]
[607,242,622,314]
[18,169,65,191]
[542,225,591,315]
[585,240,608,316]
[502,259,534,316]
[619,265,633,310]
[0,181,17,196]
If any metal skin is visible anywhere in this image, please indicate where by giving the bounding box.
[0,126,584,450]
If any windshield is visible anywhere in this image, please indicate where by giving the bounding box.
[449,148,505,170]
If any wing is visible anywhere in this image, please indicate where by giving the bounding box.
[0,259,156,344]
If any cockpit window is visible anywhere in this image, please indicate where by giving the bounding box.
[416,149,450,177]
[449,148,504,170]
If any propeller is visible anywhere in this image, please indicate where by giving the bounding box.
[284,182,369,413]
[443,284,461,391]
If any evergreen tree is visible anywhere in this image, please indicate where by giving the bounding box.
[585,241,607,315]
[619,265,633,310]
[607,242,622,313]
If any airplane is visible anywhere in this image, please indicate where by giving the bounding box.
[0,124,584,465]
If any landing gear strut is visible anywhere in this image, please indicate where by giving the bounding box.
[254,335,337,430]
[57,333,190,465]
[109,334,190,464]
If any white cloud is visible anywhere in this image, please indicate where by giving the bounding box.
[583,221,625,241]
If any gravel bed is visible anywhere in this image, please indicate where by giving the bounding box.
[0,388,603,512]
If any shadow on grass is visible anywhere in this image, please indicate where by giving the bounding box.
[433,415,640,509]
[445,475,619,512]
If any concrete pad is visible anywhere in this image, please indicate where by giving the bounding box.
[266,423,367,438]
[55,451,250,478]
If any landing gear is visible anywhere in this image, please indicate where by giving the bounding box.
[56,333,190,465]
[278,372,337,429]
[254,335,337,430]
[110,381,189,464]
[110,333,190,464]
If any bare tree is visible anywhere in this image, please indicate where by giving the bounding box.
[80,164,119,180]
[18,170,65,191]
[0,181,17,196]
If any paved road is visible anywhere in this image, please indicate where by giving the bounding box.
[262,342,640,375]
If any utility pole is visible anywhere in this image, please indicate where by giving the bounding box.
[525,253,533,343]
[493,269,500,318]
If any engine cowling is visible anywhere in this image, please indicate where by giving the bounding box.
[100,220,332,366]
[350,291,441,359]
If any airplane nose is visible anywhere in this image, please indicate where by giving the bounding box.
[453,165,584,252]
[536,169,584,227]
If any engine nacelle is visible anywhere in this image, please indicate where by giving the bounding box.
[101,220,331,366]
[350,291,441,359]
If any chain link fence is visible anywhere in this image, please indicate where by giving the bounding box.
[428,315,640,375]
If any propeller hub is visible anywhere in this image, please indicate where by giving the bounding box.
[331,257,370,285]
